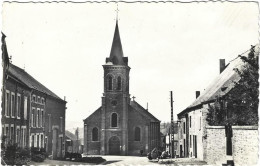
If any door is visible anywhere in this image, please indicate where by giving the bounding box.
[180,145,183,158]
[194,135,197,158]
[109,136,120,155]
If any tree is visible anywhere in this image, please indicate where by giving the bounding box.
[207,45,259,125]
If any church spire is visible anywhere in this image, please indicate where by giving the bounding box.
[105,4,128,66]
[107,21,127,65]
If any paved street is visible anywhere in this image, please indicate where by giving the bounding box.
[101,156,158,165]
[29,156,209,165]
[29,158,97,165]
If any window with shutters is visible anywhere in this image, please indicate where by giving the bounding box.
[11,93,15,117]
[5,90,10,117]
[17,94,21,118]
[24,97,28,120]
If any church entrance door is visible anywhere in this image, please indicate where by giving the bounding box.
[109,136,120,155]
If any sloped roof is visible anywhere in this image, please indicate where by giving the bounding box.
[105,21,128,66]
[178,45,259,116]
[65,130,77,140]
[7,63,63,101]
[84,107,102,122]
[130,100,160,122]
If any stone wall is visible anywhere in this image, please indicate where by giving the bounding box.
[206,126,258,166]
[232,126,258,166]
[206,126,226,165]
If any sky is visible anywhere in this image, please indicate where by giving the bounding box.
[2,1,259,130]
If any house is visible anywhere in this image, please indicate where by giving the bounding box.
[1,33,67,159]
[160,122,179,157]
[83,21,161,156]
[177,45,259,164]
[65,130,82,154]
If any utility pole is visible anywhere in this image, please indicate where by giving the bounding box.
[170,91,174,158]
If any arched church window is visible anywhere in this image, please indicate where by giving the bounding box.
[108,76,113,90]
[92,127,98,141]
[117,76,122,90]
[134,127,141,141]
[111,113,118,127]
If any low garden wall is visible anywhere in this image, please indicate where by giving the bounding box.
[205,126,258,166]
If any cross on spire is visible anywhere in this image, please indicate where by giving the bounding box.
[132,96,136,101]
[115,3,119,21]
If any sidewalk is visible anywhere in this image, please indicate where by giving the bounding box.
[158,158,208,165]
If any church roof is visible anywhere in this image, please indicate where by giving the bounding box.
[106,21,128,66]
[84,107,102,122]
[130,100,160,122]
[7,63,64,101]
[178,44,259,117]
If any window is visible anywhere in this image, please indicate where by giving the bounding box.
[31,135,34,147]
[48,114,51,132]
[92,127,98,141]
[17,94,21,118]
[23,128,26,148]
[5,90,10,116]
[32,95,36,103]
[11,93,15,117]
[41,134,44,148]
[38,96,41,103]
[16,128,20,146]
[37,135,39,148]
[41,98,45,105]
[111,113,118,127]
[117,76,122,90]
[24,97,28,120]
[31,112,34,127]
[36,109,39,127]
[41,110,44,127]
[60,117,63,132]
[11,126,14,144]
[108,76,113,90]
[21,128,24,147]
[134,127,141,141]
[183,122,186,134]
[5,126,9,141]
[39,109,41,127]
[190,135,192,147]
[190,116,191,128]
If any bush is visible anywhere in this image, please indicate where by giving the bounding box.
[81,157,105,163]
[64,152,82,161]
[2,144,31,165]
[31,154,45,162]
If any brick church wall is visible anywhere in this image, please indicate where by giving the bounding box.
[128,108,150,155]
[84,108,102,155]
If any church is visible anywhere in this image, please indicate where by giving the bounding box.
[83,21,161,156]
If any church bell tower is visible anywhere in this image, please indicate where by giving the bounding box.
[100,21,130,155]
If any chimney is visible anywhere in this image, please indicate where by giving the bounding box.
[220,59,226,73]
[196,91,200,99]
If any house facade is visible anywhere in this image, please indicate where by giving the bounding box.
[1,33,67,159]
[177,45,259,163]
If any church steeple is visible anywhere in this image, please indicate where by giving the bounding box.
[106,21,128,66]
